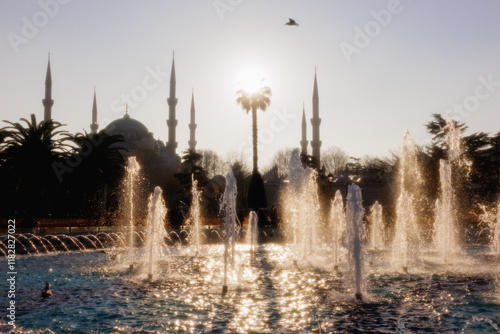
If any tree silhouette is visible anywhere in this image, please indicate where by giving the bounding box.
[66,131,126,218]
[0,114,72,219]
[236,85,271,173]
[424,113,493,227]
[236,85,271,210]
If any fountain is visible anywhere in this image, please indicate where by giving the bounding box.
[391,130,422,272]
[125,156,141,250]
[188,174,202,255]
[282,149,321,265]
[434,116,463,262]
[1,231,128,255]
[221,167,238,294]
[248,211,258,253]
[283,149,302,266]
[392,191,416,272]
[344,184,365,300]
[3,125,500,332]
[369,201,384,250]
[301,167,321,257]
[329,190,345,271]
[144,186,168,280]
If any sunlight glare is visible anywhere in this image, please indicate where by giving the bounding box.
[236,68,266,94]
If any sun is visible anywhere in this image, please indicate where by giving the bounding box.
[235,68,266,94]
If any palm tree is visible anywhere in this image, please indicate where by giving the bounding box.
[236,85,272,173]
[0,114,72,218]
[175,149,208,199]
[69,131,127,218]
[236,85,271,210]
[71,131,126,183]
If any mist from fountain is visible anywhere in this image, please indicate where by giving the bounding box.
[479,203,500,254]
[125,156,141,250]
[145,186,168,280]
[221,167,238,293]
[493,201,500,253]
[391,130,422,271]
[434,116,463,262]
[369,201,384,250]
[329,190,345,270]
[188,174,202,255]
[344,184,365,300]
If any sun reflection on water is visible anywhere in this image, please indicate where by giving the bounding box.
[2,243,500,333]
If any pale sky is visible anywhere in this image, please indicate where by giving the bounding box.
[1,0,499,168]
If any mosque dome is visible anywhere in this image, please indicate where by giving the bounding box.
[105,111,151,140]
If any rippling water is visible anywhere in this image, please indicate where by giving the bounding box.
[1,244,499,333]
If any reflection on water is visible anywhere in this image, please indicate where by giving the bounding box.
[0,244,499,333]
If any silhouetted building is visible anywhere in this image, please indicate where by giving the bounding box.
[90,88,98,134]
[41,54,199,171]
[43,55,53,122]
[188,90,197,151]
[310,69,321,166]
[300,102,308,156]
[300,69,322,168]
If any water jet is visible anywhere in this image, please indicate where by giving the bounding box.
[345,184,365,302]
[145,186,168,280]
[126,156,140,250]
[221,167,238,295]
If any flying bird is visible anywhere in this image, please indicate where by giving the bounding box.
[285,18,299,27]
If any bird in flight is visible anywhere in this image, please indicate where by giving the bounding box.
[285,18,299,27]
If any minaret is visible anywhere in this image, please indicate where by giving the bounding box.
[90,87,99,134]
[300,102,308,156]
[310,68,322,166]
[188,89,197,151]
[42,54,54,122]
[166,54,178,154]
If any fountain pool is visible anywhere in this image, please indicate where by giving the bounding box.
[0,243,499,333]
[3,119,499,333]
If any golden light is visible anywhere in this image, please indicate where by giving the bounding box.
[235,68,266,94]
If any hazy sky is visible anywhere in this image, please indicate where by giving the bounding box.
[1,0,499,168]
